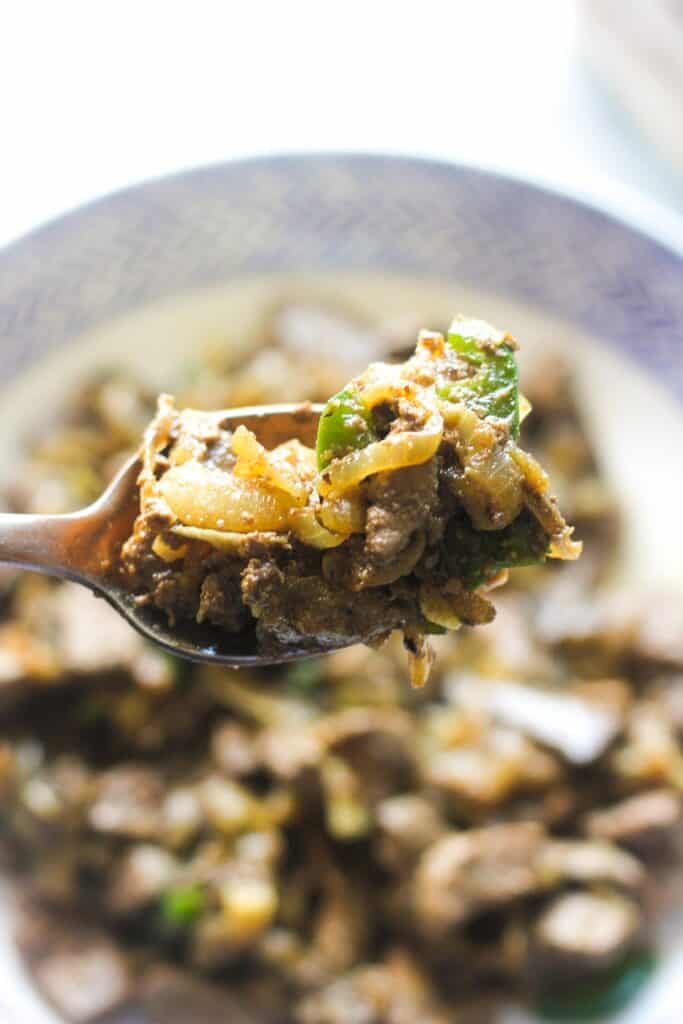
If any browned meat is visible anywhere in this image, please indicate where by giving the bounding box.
[106,844,178,915]
[137,965,269,1024]
[16,901,132,1024]
[537,839,644,890]
[296,949,453,1024]
[583,789,682,854]
[612,699,683,788]
[0,580,174,711]
[89,765,166,841]
[211,719,260,777]
[421,722,562,809]
[365,462,441,561]
[242,562,414,648]
[447,675,623,765]
[534,891,641,972]
[413,823,546,934]
[196,567,251,630]
[375,795,444,872]
[414,825,644,940]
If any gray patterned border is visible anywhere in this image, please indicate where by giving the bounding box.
[0,154,682,397]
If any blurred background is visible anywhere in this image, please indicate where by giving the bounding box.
[1,0,683,249]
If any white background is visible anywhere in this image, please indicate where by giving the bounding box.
[1,0,682,249]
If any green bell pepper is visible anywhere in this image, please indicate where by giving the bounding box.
[536,950,657,1022]
[445,509,549,589]
[160,884,205,928]
[316,385,378,470]
[423,620,448,635]
[441,317,520,439]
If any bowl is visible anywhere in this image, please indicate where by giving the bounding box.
[1,154,682,1022]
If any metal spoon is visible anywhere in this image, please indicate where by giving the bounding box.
[0,403,332,667]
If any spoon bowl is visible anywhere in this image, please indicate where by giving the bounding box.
[0,403,334,667]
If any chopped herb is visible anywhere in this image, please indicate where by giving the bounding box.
[160,884,205,927]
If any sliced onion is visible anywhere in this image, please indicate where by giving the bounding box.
[231,425,311,505]
[518,393,532,424]
[511,447,582,561]
[442,401,524,530]
[318,489,366,534]
[152,534,188,563]
[289,507,347,549]
[160,461,293,532]
[419,583,463,630]
[171,524,283,552]
[318,385,442,499]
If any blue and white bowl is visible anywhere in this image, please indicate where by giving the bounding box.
[1,154,682,1023]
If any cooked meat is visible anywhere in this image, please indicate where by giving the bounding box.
[612,699,683,787]
[365,462,440,560]
[242,562,412,648]
[534,891,641,970]
[414,826,644,940]
[375,795,444,871]
[137,965,268,1024]
[413,824,546,934]
[106,844,178,915]
[422,722,562,808]
[583,789,682,853]
[197,566,252,631]
[16,901,132,1024]
[296,950,452,1024]
[211,719,260,777]
[89,765,166,840]
[537,839,644,890]
[447,675,623,764]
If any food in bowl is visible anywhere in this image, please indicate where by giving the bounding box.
[0,297,679,1023]
[119,318,578,685]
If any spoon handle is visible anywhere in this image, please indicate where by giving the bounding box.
[0,512,85,581]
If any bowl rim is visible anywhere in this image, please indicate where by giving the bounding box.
[2,150,682,258]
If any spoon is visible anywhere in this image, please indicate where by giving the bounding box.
[0,403,332,667]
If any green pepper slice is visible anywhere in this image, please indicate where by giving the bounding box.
[536,950,657,1021]
[445,509,549,589]
[441,317,520,439]
[160,884,205,928]
[423,620,448,635]
[316,385,378,470]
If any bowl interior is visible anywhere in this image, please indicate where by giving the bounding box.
[1,270,683,1021]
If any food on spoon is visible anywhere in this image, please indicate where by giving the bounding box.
[119,318,580,683]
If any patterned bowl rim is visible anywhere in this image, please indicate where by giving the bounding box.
[1,151,682,401]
